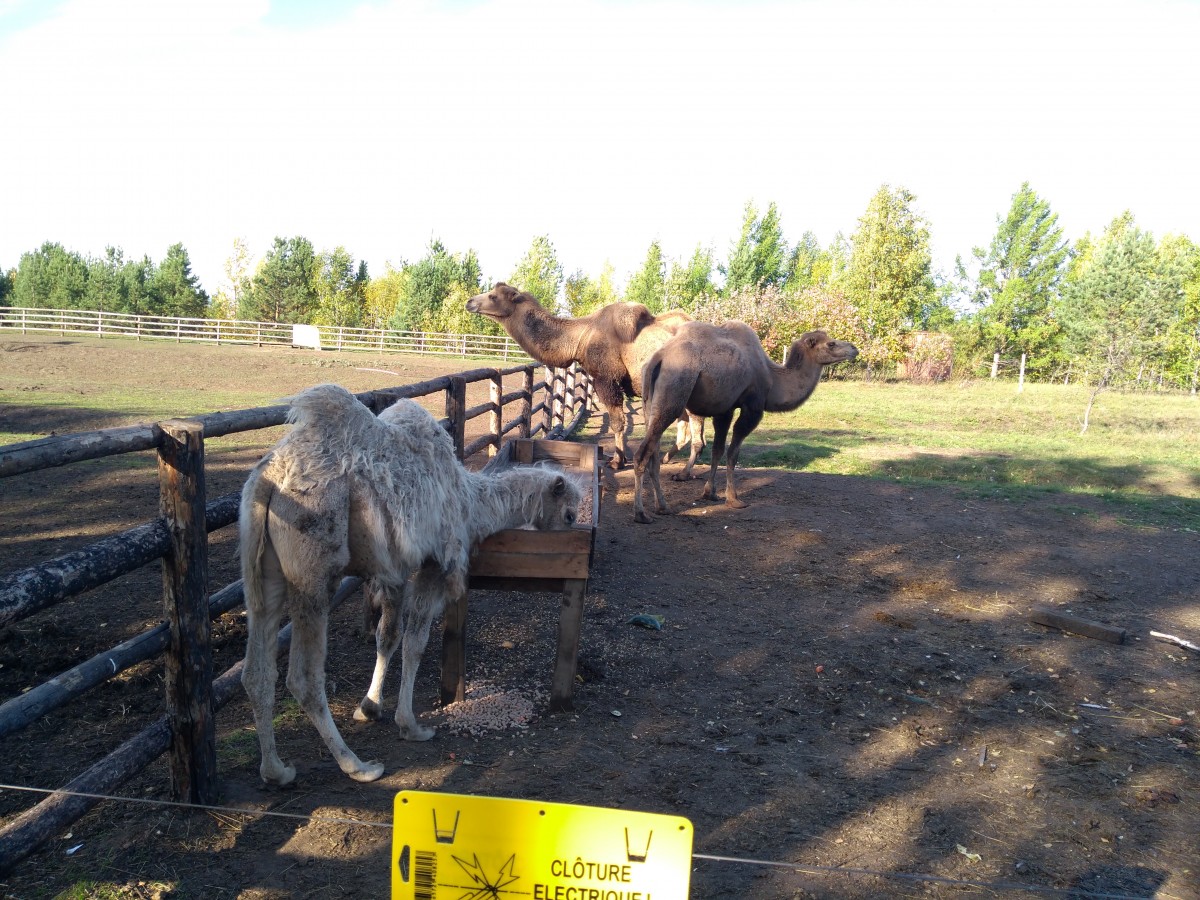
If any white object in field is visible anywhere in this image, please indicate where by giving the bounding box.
[292,324,322,350]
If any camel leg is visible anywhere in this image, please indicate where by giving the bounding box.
[598,382,632,470]
[672,413,705,481]
[661,418,688,465]
[608,402,627,468]
[633,394,680,523]
[354,580,402,722]
[241,545,295,786]
[632,426,664,524]
[722,406,764,509]
[287,601,385,783]
[701,411,734,502]
[394,564,451,741]
[644,439,669,515]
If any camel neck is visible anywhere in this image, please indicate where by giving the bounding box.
[509,305,585,369]
[764,355,823,412]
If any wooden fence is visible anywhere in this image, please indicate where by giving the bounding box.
[0,306,526,360]
[0,361,596,871]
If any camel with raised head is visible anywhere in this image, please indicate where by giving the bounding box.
[467,283,704,475]
[239,384,582,785]
[632,323,858,523]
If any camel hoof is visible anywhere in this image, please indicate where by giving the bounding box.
[670,472,698,482]
[398,721,436,742]
[353,699,382,722]
[348,760,386,783]
[260,761,297,787]
[633,510,655,524]
[726,497,749,510]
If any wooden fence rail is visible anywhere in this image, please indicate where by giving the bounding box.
[0,360,596,871]
[0,306,525,361]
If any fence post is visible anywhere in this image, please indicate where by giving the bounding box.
[991,352,1000,379]
[552,369,566,434]
[446,376,467,461]
[489,371,502,457]
[1018,353,1026,393]
[564,367,577,425]
[157,420,217,805]
[521,367,534,438]
[541,367,554,435]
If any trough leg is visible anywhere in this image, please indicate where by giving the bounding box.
[549,579,587,712]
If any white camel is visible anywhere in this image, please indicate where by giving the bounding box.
[239,384,582,785]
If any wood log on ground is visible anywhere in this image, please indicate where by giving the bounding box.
[1030,606,1127,644]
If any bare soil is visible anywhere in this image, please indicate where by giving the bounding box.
[1,335,1198,899]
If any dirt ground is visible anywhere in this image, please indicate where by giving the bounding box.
[1,336,1198,899]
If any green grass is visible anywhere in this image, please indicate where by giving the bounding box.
[690,378,1200,530]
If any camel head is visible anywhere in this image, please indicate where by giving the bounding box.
[466,282,540,320]
[787,330,860,368]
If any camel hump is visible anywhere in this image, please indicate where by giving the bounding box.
[604,302,656,343]
[286,383,379,454]
[288,383,360,426]
[655,309,693,332]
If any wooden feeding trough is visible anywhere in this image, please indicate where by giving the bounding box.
[439,438,601,712]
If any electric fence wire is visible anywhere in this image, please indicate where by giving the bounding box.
[0,783,1163,900]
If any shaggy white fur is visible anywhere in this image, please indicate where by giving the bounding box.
[239,383,582,785]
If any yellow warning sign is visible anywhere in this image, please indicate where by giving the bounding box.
[392,790,693,899]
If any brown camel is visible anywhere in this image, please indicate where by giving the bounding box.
[467,283,704,474]
[632,323,858,523]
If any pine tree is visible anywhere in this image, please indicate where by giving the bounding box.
[1057,216,1172,430]
[625,241,666,312]
[149,243,208,318]
[243,236,318,323]
[667,245,716,311]
[724,201,788,295]
[510,235,563,309]
[969,183,1071,376]
[843,185,935,372]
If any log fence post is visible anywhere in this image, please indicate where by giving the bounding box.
[542,366,554,435]
[488,371,502,457]
[521,367,534,438]
[157,420,217,805]
[446,376,467,461]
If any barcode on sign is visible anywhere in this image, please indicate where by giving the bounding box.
[414,851,437,900]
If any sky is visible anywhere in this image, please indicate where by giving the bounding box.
[2,0,1199,300]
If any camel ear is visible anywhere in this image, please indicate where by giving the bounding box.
[553,474,567,496]
[806,334,820,349]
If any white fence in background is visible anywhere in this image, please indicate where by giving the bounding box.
[0,306,527,361]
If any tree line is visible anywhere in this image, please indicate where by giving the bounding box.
[2,183,1197,393]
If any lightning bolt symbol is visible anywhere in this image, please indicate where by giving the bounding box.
[494,854,519,889]
[449,852,521,898]
[452,853,488,885]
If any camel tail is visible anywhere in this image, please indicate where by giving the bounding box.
[238,458,275,615]
[642,351,664,413]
